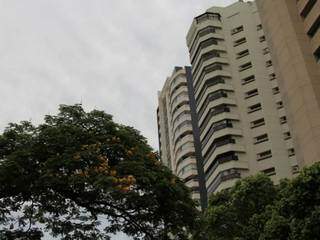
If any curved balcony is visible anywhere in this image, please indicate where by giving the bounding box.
[200,119,234,148]
[204,143,245,172]
[191,43,227,71]
[198,90,231,120]
[171,100,189,118]
[206,168,242,194]
[170,84,188,104]
[171,94,190,114]
[171,104,190,125]
[173,125,193,146]
[200,112,240,140]
[176,154,196,171]
[176,155,197,174]
[176,145,195,166]
[170,90,188,106]
[192,56,229,81]
[195,76,226,103]
[174,133,194,153]
[198,97,236,125]
[178,164,198,179]
[172,120,192,139]
[169,82,187,100]
[197,83,233,113]
[171,110,191,128]
[180,168,198,180]
[189,26,224,56]
[199,105,232,132]
[190,33,224,62]
[194,69,232,97]
[169,73,186,93]
[204,144,246,173]
[172,113,191,131]
[201,127,242,155]
[187,15,222,47]
[303,2,320,36]
[185,178,199,189]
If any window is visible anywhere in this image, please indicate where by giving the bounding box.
[203,136,235,159]
[272,87,280,94]
[314,46,320,63]
[284,131,291,140]
[263,47,269,55]
[300,0,317,18]
[276,101,283,109]
[236,49,249,59]
[248,103,262,113]
[280,116,287,124]
[288,148,295,157]
[192,50,221,78]
[196,12,221,24]
[257,150,272,161]
[172,110,190,126]
[261,167,276,176]
[266,60,273,67]
[241,75,255,85]
[239,62,253,72]
[201,119,233,147]
[199,104,230,130]
[259,36,266,42]
[231,25,244,35]
[195,63,222,86]
[195,77,225,102]
[292,165,299,174]
[178,163,197,176]
[251,118,265,128]
[257,24,263,31]
[198,26,216,38]
[198,90,228,118]
[245,88,259,99]
[269,73,276,80]
[190,38,219,62]
[234,37,247,47]
[307,15,320,37]
[204,151,238,176]
[171,100,189,116]
[254,133,269,144]
[175,141,194,154]
[194,63,223,91]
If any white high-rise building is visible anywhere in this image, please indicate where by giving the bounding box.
[158,1,300,206]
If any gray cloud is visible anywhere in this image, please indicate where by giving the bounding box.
[0,0,236,238]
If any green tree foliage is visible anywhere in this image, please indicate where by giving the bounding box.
[0,104,198,240]
[199,163,320,240]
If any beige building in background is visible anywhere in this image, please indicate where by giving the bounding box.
[256,0,320,167]
[185,1,298,195]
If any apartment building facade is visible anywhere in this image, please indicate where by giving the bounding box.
[157,0,317,202]
[256,0,320,167]
[184,0,299,195]
[157,66,207,208]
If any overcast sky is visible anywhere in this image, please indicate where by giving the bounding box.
[0,0,236,239]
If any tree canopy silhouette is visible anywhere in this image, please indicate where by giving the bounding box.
[0,104,198,240]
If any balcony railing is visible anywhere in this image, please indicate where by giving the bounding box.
[207,168,241,193]
[203,138,236,160]
[198,90,228,119]
[201,120,233,148]
[200,106,230,132]
[195,77,225,102]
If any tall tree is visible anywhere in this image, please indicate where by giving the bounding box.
[204,174,276,240]
[0,104,198,239]
[199,163,320,240]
